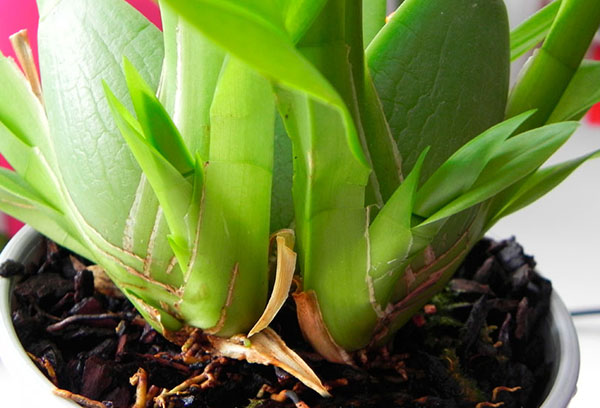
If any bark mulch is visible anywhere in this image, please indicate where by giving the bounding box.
[1,237,553,408]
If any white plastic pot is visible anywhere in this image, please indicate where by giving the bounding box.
[0,226,580,407]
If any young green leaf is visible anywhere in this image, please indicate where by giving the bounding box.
[359,70,403,203]
[368,148,428,307]
[421,122,579,226]
[487,149,600,226]
[103,83,194,244]
[510,0,561,61]
[414,111,536,218]
[273,1,376,350]
[122,58,195,176]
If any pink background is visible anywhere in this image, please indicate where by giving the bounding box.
[0,0,161,236]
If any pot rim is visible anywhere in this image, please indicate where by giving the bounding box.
[540,290,580,407]
[0,226,581,407]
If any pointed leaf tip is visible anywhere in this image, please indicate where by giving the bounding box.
[122,57,194,176]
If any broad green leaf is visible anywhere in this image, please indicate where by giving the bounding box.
[414,111,535,217]
[122,58,194,175]
[162,0,369,168]
[367,0,509,182]
[548,60,600,122]
[367,0,510,282]
[421,122,579,226]
[103,83,194,244]
[510,0,561,61]
[506,0,600,129]
[487,149,600,226]
[362,0,387,47]
[369,149,427,307]
[37,0,164,245]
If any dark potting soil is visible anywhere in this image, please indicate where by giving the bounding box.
[2,237,553,408]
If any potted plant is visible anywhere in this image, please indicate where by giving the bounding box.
[0,0,598,406]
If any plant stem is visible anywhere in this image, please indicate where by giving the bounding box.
[506,0,600,129]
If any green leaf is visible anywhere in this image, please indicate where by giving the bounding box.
[421,122,579,226]
[277,87,375,351]
[506,0,600,129]
[0,122,62,208]
[548,60,600,122]
[0,169,92,260]
[157,1,226,158]
[367,0,509,181]
[414,111,535,217]
[487,149,600,226]
[510,0,561,61]
[37,0,164,245]
[270,115,295,231]
[272,1,379,350]
[280,0,328,42]
[103,82,194,244]
[122,58,194,175]
[179,59,275,336]
[367,0,510,277]
[0,168,53,210]
[162,0,369,169]
[0,56,66,210]
[370,149,427,279]
[369,148,427,307]
[0,55,54,168]
[362,0,387,47]
[359,69,403,203]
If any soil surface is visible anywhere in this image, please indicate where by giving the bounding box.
[1,237,552,408]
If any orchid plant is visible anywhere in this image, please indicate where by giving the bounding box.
[0,0,599,394]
